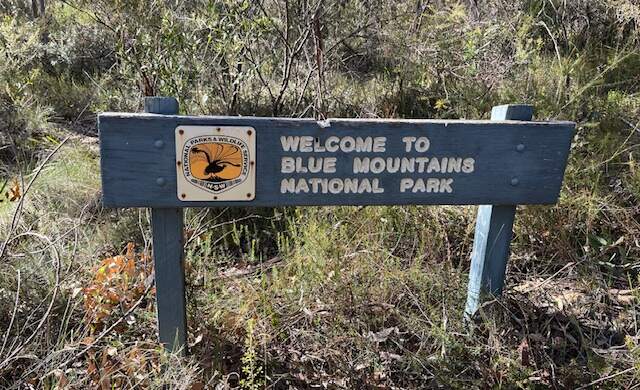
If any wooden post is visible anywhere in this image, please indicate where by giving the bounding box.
[145,97,187,353]
[464,104,533,317]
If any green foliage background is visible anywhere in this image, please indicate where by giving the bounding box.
[1,0,640,388]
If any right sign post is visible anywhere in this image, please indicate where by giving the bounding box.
[466,104,537,316]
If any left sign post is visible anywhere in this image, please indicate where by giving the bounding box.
[144,97,187,354]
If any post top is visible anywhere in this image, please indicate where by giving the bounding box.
[491,104,533,121]
[144,96,179,114]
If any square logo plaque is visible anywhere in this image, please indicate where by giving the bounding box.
[175,126,256,201]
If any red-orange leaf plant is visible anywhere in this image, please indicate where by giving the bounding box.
[83,243,153,332]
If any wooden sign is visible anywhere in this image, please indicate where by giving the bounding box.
[98,98,575,354]
[99,115,573,207]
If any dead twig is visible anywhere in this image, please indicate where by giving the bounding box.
[576,367,635,389]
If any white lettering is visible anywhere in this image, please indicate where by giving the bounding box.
[281,157,294,173]
[427,158,441,173]
[324,157,337,173]
[400,178,413,192]
[404,177,455,193]
[373,137,386,152]
[426,178,440,192]
[281,178,295,193]
[295,157,308,173]
[300,136,314,152]
[313,137,326,152]
[280,178,387,194]
[355,137,372,152]
[358,178,372,193]
[280,136,300,152]
[295,179,310,193]
[386,157,400,173]
[329,178,344,193]
[308,157,323,173]
[447,157,462,173]
[439,178,453,193]
[372,179,384,193]
[344,178,358,193]
[309,178,323,193]
[353,157,369,173]
[462,158,475,173]
[340,136,356,152]
[326,136,340,152]
[415,137,430,152]
[402,136,416,152]
[281,136,388,153]
[440,157,448,171]
[412,179,425,193]
[416,157,429,173]
[401,157,415,173]
[370,157,386,174]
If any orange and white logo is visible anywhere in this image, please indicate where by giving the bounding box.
[176,126,255,201]
[183,136,249,192]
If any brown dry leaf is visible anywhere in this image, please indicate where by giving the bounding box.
[53,368,68,389]
[380,351,403,362]
[87,356,98,379]
[355,363,368,371]
[513,279,543,294]
[124,243,136,277]
[8,179,21,202]
[80,336,95,345]
[610,289,636,305]
[125,346,143,376]
[189,333,203,348]
[100,351,111,390]
[553,291,585,311]
[367,327,398,343]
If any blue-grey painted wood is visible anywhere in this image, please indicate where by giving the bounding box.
[145,96,179,115]
[144,97,187,354]
[490,104,533,121]
[98,114,575,208]
[151,207,186,353]
[464,204,517,316]
[464,105,533,317]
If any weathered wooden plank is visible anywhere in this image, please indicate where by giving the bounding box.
[98,114,574,207]
[464,104,533,317]
[151,207,186,352]
[464,204,518,316]
[144,97,187,353]
[489,104,533,121]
